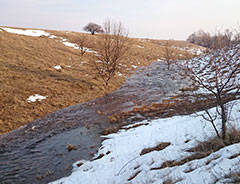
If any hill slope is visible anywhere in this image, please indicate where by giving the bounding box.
[0,26,203,135]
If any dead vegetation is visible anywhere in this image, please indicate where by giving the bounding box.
[103,89,237,136]
[188,127,240,154]
[224,172,240,183]
[151,128,240,172]
[127,170,141,181]
[140,142,170,156]
[150,152,208,171]
[162,178,182,184]
[0,26,200,135]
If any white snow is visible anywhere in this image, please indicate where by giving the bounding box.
[50,99,240,184]
[172,46,205,56]
[27,94,47,103]
[49,35,57,39]
[0,27,97,55]
[62,41,79,49]
[54,65,62,70]
[0,27,50,37]
[181,44,240,95]
[132,65,138,69]
[62,40,98,53]
[137,45,144,49]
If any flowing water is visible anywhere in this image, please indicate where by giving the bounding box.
[0,62,189,184]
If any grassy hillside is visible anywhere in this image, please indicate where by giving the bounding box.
[0,26,203,135]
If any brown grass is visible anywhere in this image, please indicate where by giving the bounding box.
[162,178,182,184]
[105,92,236,136]
[150,128,240,172]
[127,170,141,181]
[0,26,200,135]
[140,142,170,156]
[187,128,240,154]
[224,172,240,183]
[151,152,208,171]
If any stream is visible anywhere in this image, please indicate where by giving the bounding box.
[0,61,189,184]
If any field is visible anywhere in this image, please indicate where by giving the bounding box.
[0,26,202,135]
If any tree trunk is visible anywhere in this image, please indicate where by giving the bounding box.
[167,60,170,70]
[220,104,227,140]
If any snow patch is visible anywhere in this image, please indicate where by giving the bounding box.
[27,94,47,103]
[54,65,62,70]
[62,40,97,53]
[1,27,50,37]
[49,35,57,39]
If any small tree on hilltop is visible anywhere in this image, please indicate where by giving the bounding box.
[83,23,103,35]
[181,44,240,141]
[92,20,130,87]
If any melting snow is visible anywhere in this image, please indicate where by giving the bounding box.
[27,94,47,103]
[172,46,205,55]
[49,35,57,39]
[62,41,97,53]
[0,27,50,37]
[62,41,79,49]
[54,65,61,70]
[50,99,240,184]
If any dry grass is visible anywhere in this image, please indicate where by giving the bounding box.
[224,172,240,183]
[105,92,237,136]
[187,128,240,154]
[162,178,182,184]
[0,26,200,135]
[127,170,141,181]
[151,152,208,171]
[140,142,170,156]
[149,128,240,173]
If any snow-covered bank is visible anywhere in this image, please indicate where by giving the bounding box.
[50,100,240,184]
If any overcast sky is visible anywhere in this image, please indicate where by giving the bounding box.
[1,0,240,40]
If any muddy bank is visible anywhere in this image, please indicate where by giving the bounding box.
[0,61,189,184]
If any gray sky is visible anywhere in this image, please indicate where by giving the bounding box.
[1,0,240,40]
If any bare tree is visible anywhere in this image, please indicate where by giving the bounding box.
[162,40,178,70]
[187,29,212,48]
[182,44,240,141]
[92,20,130,87]
[83,23,103,35]
[75,35,89,56]
[187,28,238,49]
